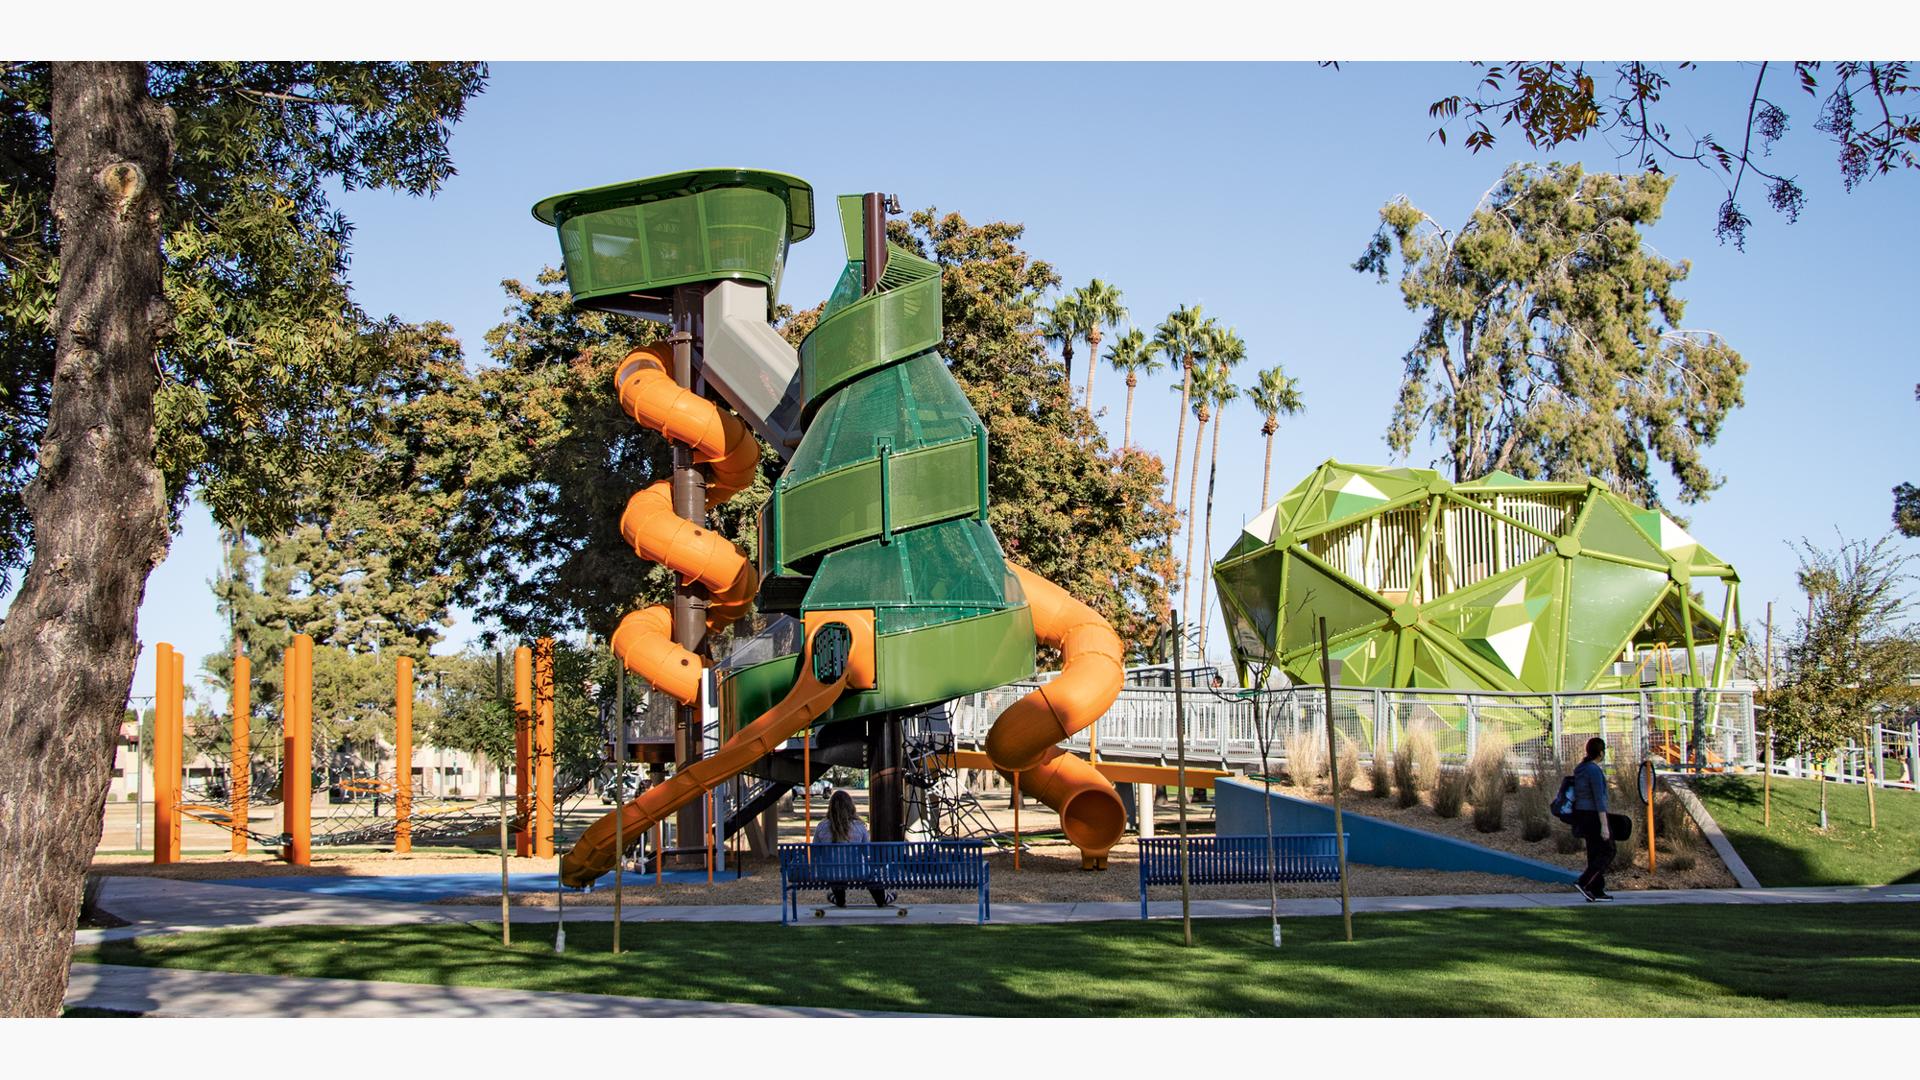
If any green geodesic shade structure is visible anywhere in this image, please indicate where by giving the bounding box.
[1213,461,1741,692]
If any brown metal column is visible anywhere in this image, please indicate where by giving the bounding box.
[670,283,711,864]
[868,714,905,842]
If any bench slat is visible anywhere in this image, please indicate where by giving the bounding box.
[1136,834,1346,918]
[776,840,991,925]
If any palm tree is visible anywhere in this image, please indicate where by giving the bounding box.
[1069,279,1128,404]
[1040,295,1086,398]
[1249,365,1306,507]
[1152,305,1210,628]
[1177,357,1228,639]
[1103,327,1162,450]
[1197,364,1241,662]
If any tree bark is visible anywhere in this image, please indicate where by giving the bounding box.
[1261,420,1277,507]
[0,62,172,1016]
[1123,372,1137,450]
[1198,413,1224,660]
[1167,356,1193,626]
[1180,410,1209,639]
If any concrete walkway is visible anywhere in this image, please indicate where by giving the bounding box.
[66,964,910,1017]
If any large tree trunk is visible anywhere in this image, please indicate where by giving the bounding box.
[1261,423,1276,507]
[0,62,172,1016]
[1084,328,1101,405]
[1123,372,1137,450]
[1180,410,1209,639]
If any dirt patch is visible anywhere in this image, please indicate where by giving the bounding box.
[88,850,559,881]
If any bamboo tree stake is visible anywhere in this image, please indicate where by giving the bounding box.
[494,652,510,946]
[1174,613,1192,947]
[1317,617,1353,943]
[1012,771,1022,870]
[612,666,624,954]
[1864,721,1878,829]
[1763,602,1773,828]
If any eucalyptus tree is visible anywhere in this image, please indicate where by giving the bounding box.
[1103,327,1163,450]
[1067,278,1128,404]
[1249,365,1306,507]
[1353,162,1745,508]
[0,61,485,1015]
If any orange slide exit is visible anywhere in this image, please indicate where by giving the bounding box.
[607,343,762,705]
[561,611,875,888]
[986,565,1130,869]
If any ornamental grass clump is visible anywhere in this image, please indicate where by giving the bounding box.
[1392,739,1420,808]
[1411,723,1441,792]
[1467,729,1511,832]
[1284,729,1324,789]
[1432,765,1467,818]
[1516,745,1555,840]
[1332,731,1360,796]
[1369,745,1392,798]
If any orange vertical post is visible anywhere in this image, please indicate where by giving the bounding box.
[534,638,555,859]
[513,646,532,858]
[153,643,177,865]
[168,649,184,862]
[230,649,250,855]
[394,656,414,855]
[283,634,313,866]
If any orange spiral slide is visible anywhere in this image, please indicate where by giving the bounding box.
[606,343,761,705]
[987,565,1130,869]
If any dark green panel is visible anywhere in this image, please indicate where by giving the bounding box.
[1214,547,1285,655]
[549,186,794,312]
[799,245,943,414]
[786,353,983,484]
[777,435,982,563]
[804,518,1023,634]
[1579,494,1666,566]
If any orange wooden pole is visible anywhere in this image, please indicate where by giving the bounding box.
[283,634,313,866]
[513,646,532,858]
[394,656,414,855]
[533,639,555,859]
[230,649,250,856]
[169,649,184,862]
[153,643,176,865]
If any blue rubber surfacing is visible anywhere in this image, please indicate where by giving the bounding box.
[1212,778,1579,885]
[212,869,735,902]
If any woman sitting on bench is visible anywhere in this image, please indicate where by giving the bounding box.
[816,789,896,908]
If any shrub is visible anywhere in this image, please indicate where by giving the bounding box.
[1391,739,1420,808]
[1553,827,1584,854]
[1611,743,1645,807]
[1284,729,1324,789]
[1653,790,1692,843]
[1611,841,1637,873]
[1663,848,1697,873]
[1521,816,1552,842]
[1432,766,1466,818]
[1368,746,1392,798]
[1332,732,1360,795]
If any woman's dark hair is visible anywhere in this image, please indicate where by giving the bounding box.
[828,788,856,842]
[1584,737,1607,762]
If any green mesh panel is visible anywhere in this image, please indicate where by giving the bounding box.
[784,353,981,484]
[553,186,791,305]
[804,518,1023,634]
[1580,496,1665,565]
[1280,553,1389,655]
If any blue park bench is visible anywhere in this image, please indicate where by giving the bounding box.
[776,840,991,925]
[1136,833,1346,918]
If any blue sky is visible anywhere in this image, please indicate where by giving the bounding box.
[27,62,1910,704]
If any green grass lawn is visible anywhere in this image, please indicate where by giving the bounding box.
[1689,775,1920,887]
[75,904,1920,1017]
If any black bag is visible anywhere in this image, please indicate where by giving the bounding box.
[1551,776,1577,823]
[1608,812,1634,843]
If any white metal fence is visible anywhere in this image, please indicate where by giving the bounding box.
[949,682,1768,776]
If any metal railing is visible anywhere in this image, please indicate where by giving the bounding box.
[949,681,1762,774]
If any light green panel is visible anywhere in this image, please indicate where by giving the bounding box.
[1564,556,1670,686]
[775,435,982,563]
[1580,496,1666,565]
[1280,552,1390,655]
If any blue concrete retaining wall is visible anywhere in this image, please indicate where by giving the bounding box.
[1213,778,1578,884]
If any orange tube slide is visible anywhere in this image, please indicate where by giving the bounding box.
[608,343,761,705]
[561,611,875,889]
[985,565,1129,869]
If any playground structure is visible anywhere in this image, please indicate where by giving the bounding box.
[1214,462,1740,688]
[534,170,1135,887]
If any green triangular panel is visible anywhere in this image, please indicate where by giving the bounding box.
[1564,556,1670,688]
[1406,632,1498,691]
[1279,553,1388,656]
[1222,531,1264,563]
[1214,548,1285,654]
[1581,495,1666,565]
[1435,561,1561,683]
[1328,632,1395,687]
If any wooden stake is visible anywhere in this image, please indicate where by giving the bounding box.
[1012,772,1022,870]
[1173,615,1192,947]
[498,764,511,947]
[1317,617,1353,943]
[1763,602,1773,829]
[612,666,624,954]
